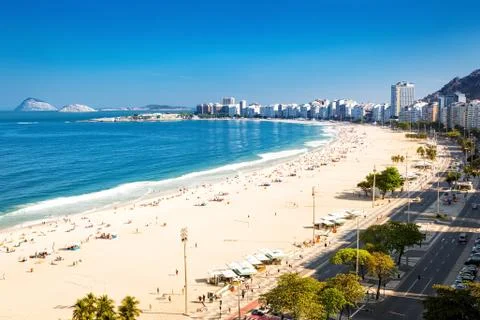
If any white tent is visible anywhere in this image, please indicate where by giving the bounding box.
[253,252,271,262]
[227,261,257,276]
[245,255,263,265]
[259,248,285,260]
[316,219,334,226]
[328,211,349,219]
[345,209,362,217]
[269,249,286,259]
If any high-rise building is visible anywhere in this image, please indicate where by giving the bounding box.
[239,100,247,116]
[222,97,235,105]
[391,81,415,117]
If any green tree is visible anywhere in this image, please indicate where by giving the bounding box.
[319,288,346,320]
[118,296,141,320]
[73,299,96,320]
[327,273,365,318]
[397,122,410,131]
[446,171,461,187]
[416,146,425,159]
[357,180,372,197]
[330,248,371,280]
[367,252,396,300]
[376,167,404,198]
[260,273,325,320]
[446,130,461,138]
[96,295,117,320]
[72,293,97,320]
[425,146,437,161]
[360,224,390,253]
[423,284,480,320]
[388,221,424,265]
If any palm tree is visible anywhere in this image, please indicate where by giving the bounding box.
[118,296,141,320]
[96,295,117,320]
[72,294,97,320]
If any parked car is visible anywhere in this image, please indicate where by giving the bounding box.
[473,203,478,210]
[459,233,468,244]
[465,257,480,265]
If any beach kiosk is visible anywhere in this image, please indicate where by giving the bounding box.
[259,248,285,264]
[227,261,257,277]
[245,255,266,271]
[253,252,272,265]
[207,268,238,285]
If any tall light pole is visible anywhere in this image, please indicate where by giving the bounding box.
[356,215,360,276]
[405,153,411,223]
[237,283,242,320]
[312,186,316,245]
[435,134,440,216]
[180,228,188,316]
[372,165,377,208]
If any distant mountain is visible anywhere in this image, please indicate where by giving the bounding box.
[15,98,57,112]
[58,104,97,113]
[425,69,480,102]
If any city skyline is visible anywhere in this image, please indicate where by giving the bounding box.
[0,0,479,109]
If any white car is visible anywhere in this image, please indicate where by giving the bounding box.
[411,197,422,203]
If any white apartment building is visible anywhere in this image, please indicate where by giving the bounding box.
[351,105,365,121]
[239,100,247,115]
[260,104,277,118]
[391,81,415,117]
[399,101,426,123]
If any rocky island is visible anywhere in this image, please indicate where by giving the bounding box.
[58,104,97,113]
[15,98,57,112]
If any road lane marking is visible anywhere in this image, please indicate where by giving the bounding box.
[420,278,433,294]
[404,279,419,296]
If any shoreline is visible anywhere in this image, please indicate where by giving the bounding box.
[0,123,425,320]
[0,120,337,232]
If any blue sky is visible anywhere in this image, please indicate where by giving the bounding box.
[0,0,479,109]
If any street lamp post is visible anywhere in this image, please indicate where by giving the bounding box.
[372,165,377,208]
[237,283,241,320]
[435,135,440,216]
[312,186,316,245]
[405,153,411,223]
[356,216,360,276]
[180,228,188,316]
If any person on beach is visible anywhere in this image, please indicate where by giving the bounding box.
[176,269,179,276]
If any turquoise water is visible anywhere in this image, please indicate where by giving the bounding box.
[0,112,332,227]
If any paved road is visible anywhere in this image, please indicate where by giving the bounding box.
[307,181,444,282]
[355,192,480,320]
[298,141,480,320]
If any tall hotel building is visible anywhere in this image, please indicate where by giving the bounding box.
[391,81,415,117]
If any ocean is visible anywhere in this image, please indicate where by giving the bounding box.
[0,111,333,228]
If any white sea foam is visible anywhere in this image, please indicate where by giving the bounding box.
[1,148,310,221]
[304,140,329,148]
[16,122,39,125]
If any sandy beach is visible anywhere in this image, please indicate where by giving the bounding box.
[0,123,429,319]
